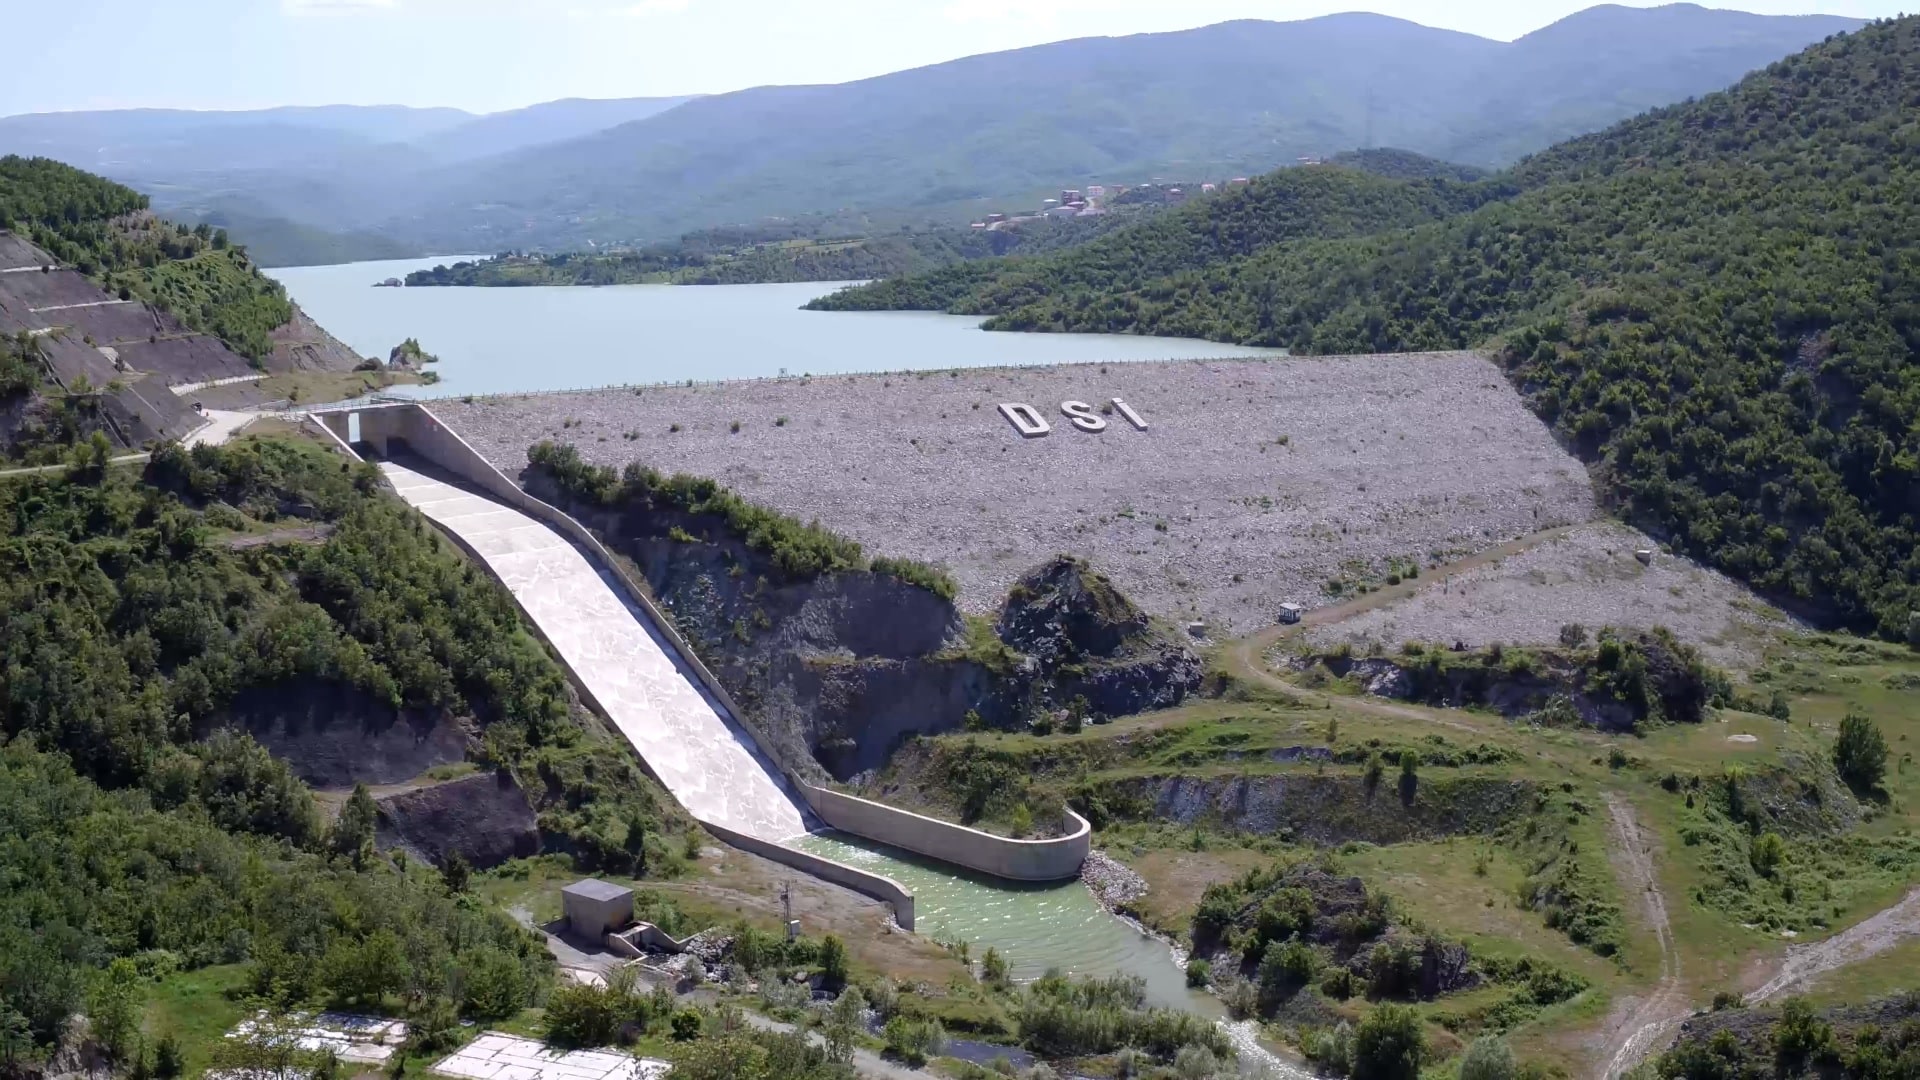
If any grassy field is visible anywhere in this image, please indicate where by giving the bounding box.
[864,613,1920,1074]
[141,965,252,1078]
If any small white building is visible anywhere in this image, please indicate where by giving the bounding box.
[1279,603,1304,625]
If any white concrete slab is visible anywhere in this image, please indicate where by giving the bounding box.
[431,1034,668,1080]
[226,1012,409,1065]
[380,461,810,842]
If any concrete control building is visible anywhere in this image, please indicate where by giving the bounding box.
[562,878,635,941]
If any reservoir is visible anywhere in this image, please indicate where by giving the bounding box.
[269,257,1279,397]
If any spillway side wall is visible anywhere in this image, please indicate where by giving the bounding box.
[333,403,1086,898]
[805,785,1091,882]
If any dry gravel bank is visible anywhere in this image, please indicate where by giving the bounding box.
[1303,520,1793,669]
[438,353,1597,634]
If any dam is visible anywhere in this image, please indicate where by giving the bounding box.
[309,401,1093,932]
[306,401,1320,1080]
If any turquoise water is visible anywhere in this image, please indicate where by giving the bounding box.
[267,257,1280,397]
[791,831,1211,1014]
[792,833,1311,1077]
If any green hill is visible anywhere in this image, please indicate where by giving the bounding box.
[817,17,1920,641]
[1,156,292,360]
[807,164,1488,315]
[3,7,1848,253]
[396,7,1855,251]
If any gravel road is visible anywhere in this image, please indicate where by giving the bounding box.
[439,353,1595,634]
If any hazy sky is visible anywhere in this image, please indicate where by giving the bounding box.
[4,0,1899,117]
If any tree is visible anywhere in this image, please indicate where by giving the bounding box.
[818,935,850,990]
[1833,711,1888,796]
[333,784,379,866]
[1352,1003,1426,1080]
[824,987,866,1065]
[153,1033,183,1080]
[1750,832,1787,878]
[440,850,471,896]
[458,947,529,1021]
[1256,939,1318,1014]
[981,946,1012,989]
[624,813,648,876]
[208,1013,307,1080]
[0,1010,31,1067]
[545,984,620,1049]
[1459,1035,1518,1080]
[86,958,143,1063]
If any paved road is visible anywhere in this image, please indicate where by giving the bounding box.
[186,408,259,447]
[173,373,265,396]
[380,459,812,842]
[27,298,132,314]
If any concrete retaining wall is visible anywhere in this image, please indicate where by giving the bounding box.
[703,820,915,930]
[805,785,1091,882]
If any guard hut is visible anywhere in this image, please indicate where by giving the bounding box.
[562,878,634,942]
[1278,603,1304,625]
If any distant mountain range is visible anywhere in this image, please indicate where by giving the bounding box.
[0,4,1860,264]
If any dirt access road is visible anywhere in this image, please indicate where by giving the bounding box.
[1749,887,1920,1003]
[1218,523,1586,733]
[1600,794,1687,1078]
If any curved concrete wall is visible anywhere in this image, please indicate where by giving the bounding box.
[704,820,914,929]
[805,785,1091,882]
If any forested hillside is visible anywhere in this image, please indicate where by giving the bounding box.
[0,438,696,1048]
[406,208,1147,288]
[1,156,292,360]
[820,18,1920,641]
[808,164,1485,316]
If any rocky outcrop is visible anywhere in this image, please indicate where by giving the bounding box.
[526,475,1201,782]
[1093,772,1535,846]
[376,771,541,869]
[996,556,1204,720]
[1726,754,1862,836]
[223,679,470,788]
[269,302,366,373]
[1305,629,1722,731]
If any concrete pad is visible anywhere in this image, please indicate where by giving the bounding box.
[429,1034,667,1080]
[380,462,810,842]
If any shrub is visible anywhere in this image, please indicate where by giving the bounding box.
[1008,803,1034,838]
[1185,958,1211,988]
[1834,711,1889,795]
[883,1015,946,1066]
[1352,1003,1426,1080]
[1459,1035,1518,1080]
[545,983,620,1048]
[1773,998,1835,1068]
[670,1008,703,1041]
[818,935,850,990]
[982,947,1012,989]
[1750,832,1787,878]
